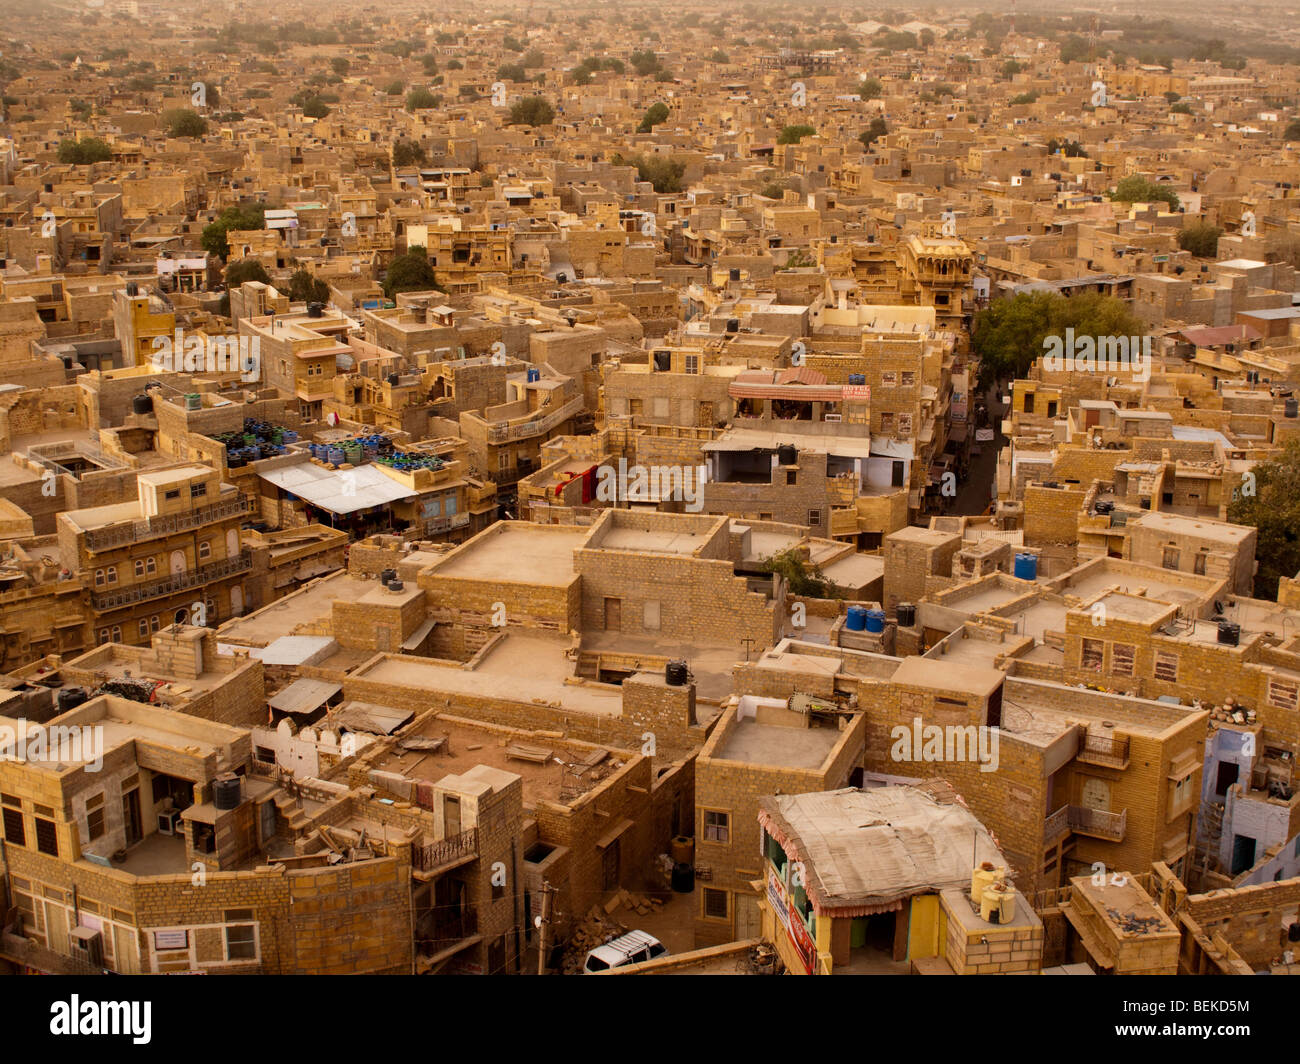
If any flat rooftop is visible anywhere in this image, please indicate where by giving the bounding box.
[429,524,583,585]
[1089,591,1171,623]
[892,654,1003,696]
[373,717,630,805]
[1003,677,1202,738]
[217,571,371,646]
[714,717,841,768]
[1060,565,1212,607]
[596,526,710,555]
[356,634,622,716]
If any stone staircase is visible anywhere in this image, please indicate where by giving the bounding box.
[274,790,310,835]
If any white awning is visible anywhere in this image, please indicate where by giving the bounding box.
[258,463,416,516]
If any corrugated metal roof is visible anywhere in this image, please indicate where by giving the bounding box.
[268,678,342,715]
[757,784,1005,915]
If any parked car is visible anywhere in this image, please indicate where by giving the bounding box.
[582,930,668,973]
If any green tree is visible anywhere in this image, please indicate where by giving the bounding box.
[857,77,882,100]
[224,258,271,287]
[709,49,729,64]
[384,79,405,96]
[508,96,554,127]
[163,108,207,138]
[1178,222,1222,257]
[1001,60,1023,78]
[405,87,439,111]
[858,116,888,148]
[616,153,686,193]
[383,246,440,300]
[1046,137,1088,158]
[1009,91,1039,105]
[57,137,112,164]
[777,123,816,144]
[972,290,1144,389]
[1170,102,1193,115]
[330,57,349,76]
[288,268,329,304]
[637,102,669,133]
[1059,36,1089,63]
[302,97,330,118]
[759,548,836,598]
[392,140,426,167]
[496,63,527,82]
[201,203,265,259]
[1112,175,1180,212]
[1285,120,1300,141]
[630,49,660,76]
[1228,440,1300,599]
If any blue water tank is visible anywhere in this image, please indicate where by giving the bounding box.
[845,606,868,631]
[1014,553,1038,581]
[865,609,886,633]
[527,367,541,383]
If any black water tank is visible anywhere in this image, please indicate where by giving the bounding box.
[132,393,153,416]
[387,373,400,386]
[671,862,695,893]
[897,602,916,628]
[1217,621,1241,647]
[57,687,88,712]
[1289,922,1300,943]
[307,301,324,318]
[728,268,740,281]
[213,774,242,811]
[665,660,689,686]
[380,568,397,585]
[1286,398,1298,419]
[387,579,404,592]
[726,318,739,333]
[777,444,797,465]
[126,281,138,296]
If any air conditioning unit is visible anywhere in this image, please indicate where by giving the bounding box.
[70,927,104,967]
[157,809,181,836]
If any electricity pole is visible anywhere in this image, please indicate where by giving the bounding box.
[536,881,555,975]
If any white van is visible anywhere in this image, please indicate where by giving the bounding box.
[582,930,668,973]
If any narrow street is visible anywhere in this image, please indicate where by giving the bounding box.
[952,383,1007,516]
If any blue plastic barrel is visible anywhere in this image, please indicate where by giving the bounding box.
[1014,553,1038,581]
[845,606,868,631]
[865,609,886,633]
